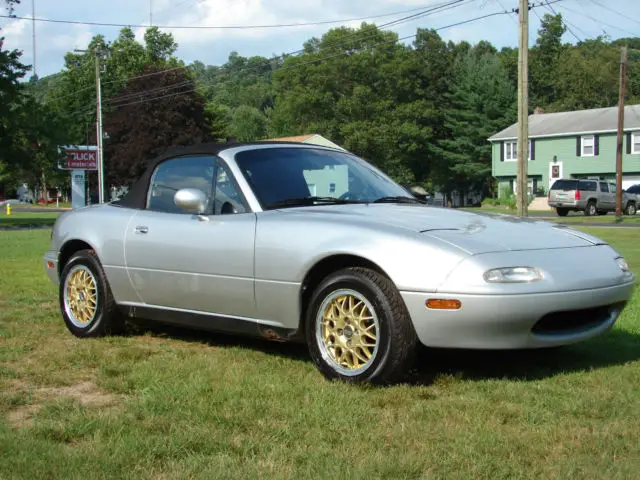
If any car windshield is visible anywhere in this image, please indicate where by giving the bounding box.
[234,147,414,209]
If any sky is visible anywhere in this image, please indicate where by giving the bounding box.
[1,0,638,79]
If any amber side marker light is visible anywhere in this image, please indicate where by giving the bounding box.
[426,299,462,310]
[47,261,55,269]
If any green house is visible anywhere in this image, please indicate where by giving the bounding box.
[488,104,640,196]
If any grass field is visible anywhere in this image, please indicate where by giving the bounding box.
[1,228,639,478]
[463,207,640,224]
[0,212,60,227]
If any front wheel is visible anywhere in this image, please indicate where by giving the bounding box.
[59,249,124,338]
[625,203,637,216]
[305,267,418,385]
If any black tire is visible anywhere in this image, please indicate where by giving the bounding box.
[625,202,637,216]
[59,249,124,338]
[305,267,418,385]
[584,201,597,216]
[556,208,569,217]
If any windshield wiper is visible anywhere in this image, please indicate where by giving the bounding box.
[266,196,362,209]
[373,196,425,204]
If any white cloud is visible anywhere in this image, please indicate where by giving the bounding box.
[1,0,638,78]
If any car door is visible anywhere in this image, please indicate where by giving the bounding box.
[123,154,257,319]
[598,182,612,211]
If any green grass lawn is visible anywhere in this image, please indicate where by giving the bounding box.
[0,212,60,227]
[1,228,639,478]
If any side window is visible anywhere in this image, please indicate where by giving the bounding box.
[147,156,215,214]
[600,182,609,193]
[610,184,616,194]
[213,160,248,215]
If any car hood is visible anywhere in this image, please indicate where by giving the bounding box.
[276,204,605,255]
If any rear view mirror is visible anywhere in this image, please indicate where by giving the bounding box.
[174,188,207,213]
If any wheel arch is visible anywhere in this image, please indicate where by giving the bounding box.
[58,239,97,278]
[298,254,393,335]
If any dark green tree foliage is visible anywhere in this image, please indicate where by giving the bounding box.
[102,66,215,187]
[439,48,516,199]
[0,36,28,163]
[48,27,183,144]
[229,105,267,141]
[529,13,566,108]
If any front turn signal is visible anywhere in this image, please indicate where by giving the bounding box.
[426,299,462,310]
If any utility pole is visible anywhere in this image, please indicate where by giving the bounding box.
[516,0,529,217]
[615,46,627,218]
[95,50,105,203]
[31,0,36,79]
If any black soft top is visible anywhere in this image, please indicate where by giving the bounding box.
[115,140,325,209]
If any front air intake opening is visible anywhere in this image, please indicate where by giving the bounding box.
[531,302,626,336]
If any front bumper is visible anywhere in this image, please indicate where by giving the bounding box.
[401,280,635,349]
[43,250,59,285]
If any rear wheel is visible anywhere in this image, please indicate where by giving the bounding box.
[584,201,597,216]
[306,267,418,385]
[59,249,124,337]
[556,208,569,217]
[625,202,637,216]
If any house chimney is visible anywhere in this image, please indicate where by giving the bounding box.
[534,106,544,114]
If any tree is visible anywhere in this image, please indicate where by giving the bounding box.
[0,36,29,165]
[10,97,68,201]
[103,66,216,187]
[46,27,184,144]
[439,48,517,201]
[530,13,567,108]
[229,105,267,141]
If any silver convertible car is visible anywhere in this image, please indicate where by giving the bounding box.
[43,142,636,384]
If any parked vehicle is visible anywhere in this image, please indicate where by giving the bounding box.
[624,184,640,203]
[43,142,635,384]
[548,178,637,216]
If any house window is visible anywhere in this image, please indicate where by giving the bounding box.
[329,183,336,194]
[633,132,640,154]
[504,142,516,161]
[503,140,533,161]
[581,135,595,156]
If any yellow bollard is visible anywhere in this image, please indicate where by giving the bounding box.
[5,203,10,216]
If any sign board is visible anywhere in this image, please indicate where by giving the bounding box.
[60,149,98,170]
[71,169,86,209]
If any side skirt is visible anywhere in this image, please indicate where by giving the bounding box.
[122,304,303,343]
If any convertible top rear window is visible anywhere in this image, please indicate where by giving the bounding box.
[550,180,578,191]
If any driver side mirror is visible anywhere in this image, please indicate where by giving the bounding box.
[174,188,207,213]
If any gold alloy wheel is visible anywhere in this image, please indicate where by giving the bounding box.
[316,289,379,376]
[63,265,98,327]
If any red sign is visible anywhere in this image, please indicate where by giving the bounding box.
[61,149,98,170]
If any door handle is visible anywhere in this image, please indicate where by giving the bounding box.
[134,225,148,234]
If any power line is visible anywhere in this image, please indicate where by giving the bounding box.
[0,2,473,30]
[556,3,637,38]
[68,8,514,116]
[587,0,640,29]
[543,0,588,41]
[536,1,581,43]
[46,0,469,107]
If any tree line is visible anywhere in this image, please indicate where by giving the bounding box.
[1,1,639,202]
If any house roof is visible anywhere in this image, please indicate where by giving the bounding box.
[488,104,640,141]
[265,134,316,142]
